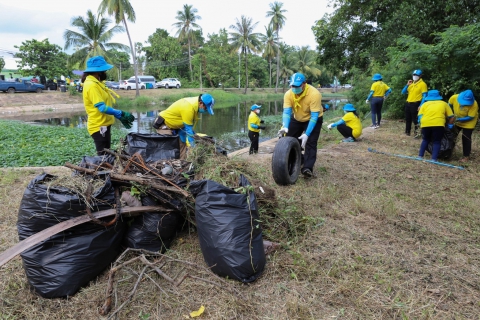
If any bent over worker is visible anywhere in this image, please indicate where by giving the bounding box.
[153,94,215,159]
[278,72,323,178]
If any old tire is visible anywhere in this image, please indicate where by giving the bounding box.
[36,88,43,93]
[271,137,301,185]
[7,88,15,94]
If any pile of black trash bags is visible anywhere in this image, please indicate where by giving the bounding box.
[16,133,265,298]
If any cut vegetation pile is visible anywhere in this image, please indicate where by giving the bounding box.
[1,120,479,319]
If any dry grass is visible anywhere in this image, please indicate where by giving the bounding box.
[1,120,480,319]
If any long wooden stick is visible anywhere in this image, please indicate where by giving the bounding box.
[0,206,169,268]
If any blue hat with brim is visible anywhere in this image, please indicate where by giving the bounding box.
[424,89,442,101]
[458,89,475,105]
[343,103,356,112]
[413,69,423,76]
[84,56,113,73]
[250,104,261,111]
[290,73,306,86]
[372,73,382,81]
[201,93,215,115]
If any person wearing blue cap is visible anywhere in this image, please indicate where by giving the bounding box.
[366,73,391,128]
[327,104,363,142]
[448,89,478,162]
[417,90,454,161]
[278,72,323,178]
[152,94,215,159]
[402,69,428,137]
[82,55,135,155]
[247,104,266,154]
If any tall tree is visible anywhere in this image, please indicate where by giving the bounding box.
[143,29,184,80]
[98,0,140,97]
[229,15,262,94]
[172,4,201,82]
[266,1,287,93]
[294,46,321,79]
[64,10,129,71]
[276,43,294,92]
[259,25,278,88]
[0,57,5,73]
[15,39,69,79]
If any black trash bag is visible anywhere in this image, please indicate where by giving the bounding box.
[126,133,180,161]
[123,196,180,252]
[17,173,126,298]
[427,127,455,160]
[189,175,266,283]
[78,154,116,170]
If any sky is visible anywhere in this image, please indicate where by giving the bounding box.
[0,0,334,70]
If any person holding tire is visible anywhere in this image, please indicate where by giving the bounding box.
[152,94,215,159]
[365,73,391,128]
[402,69,428,137]
[277,72,322,178]
[82,56,135,155]
[327,104,363,142]
[248,104,266,154]
[417,90,455,161]
[448,89,478,162]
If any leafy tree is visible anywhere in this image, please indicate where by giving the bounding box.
[294,46,321,79]
[247,55,269,88]
[14,39,69,78]
[172,4,201,82]
[106,49,131,80]
[275,43,295,92]
[229,15,262,94]
[143,29,184,80]
[266,1,287,93]
[98,0,140,96]
[64,10,129,70]
[0,57,4,73]
[259,25,278,88]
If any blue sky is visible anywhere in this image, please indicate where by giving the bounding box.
[0,0,333,69]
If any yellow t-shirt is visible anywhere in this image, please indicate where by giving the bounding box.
[83,75,116,135]
[248,111,261,132]
[406,79,428,102]
[448,94,479,129]
[283,84,322,122]
[160,97,199,129]
[343,112,363,139]
[370,81,391,97]
[418,100,453,128]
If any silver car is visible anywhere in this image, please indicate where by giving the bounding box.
[119,79,145,90]
[156,78,181,89]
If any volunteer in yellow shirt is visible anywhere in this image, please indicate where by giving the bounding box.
[277,72,322,178]
[247,104,266,154]
[402,69,428,137]
[366,73,391,128]
[82,56,135,155]
[448,89,478,162]
[417,90,454,161]
[153,94,215,159]
[327,104,363,142]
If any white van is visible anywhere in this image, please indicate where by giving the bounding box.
[128,75,156,89]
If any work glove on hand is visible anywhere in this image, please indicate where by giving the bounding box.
[260,120,265,124]
[327,123,333,130]
[298,133,308,149]
[259,125,266,130]
[121,111,135,122]
[119,111,135,129]
[277,127,288,137]
[365,100,369,104]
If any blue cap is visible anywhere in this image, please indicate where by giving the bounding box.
[250,104,261,111]
[324,104,330,110]
[424,89,442,101]
[372,73,382,81]
[343,104,356,112]
[290,73,306,86]
[413,69,423,76]
[83,56,113,72]
[200,93,215,115]
[457,89,475,106]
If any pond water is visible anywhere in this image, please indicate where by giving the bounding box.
[11,98,347,152]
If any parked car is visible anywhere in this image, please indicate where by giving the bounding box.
[119,79,145,90]
[0,80,44,93]
[105,81,120,90]
[129,75,156,89]
[343,84,353,89]
[156,78,181,89]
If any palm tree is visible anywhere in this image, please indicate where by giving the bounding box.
[259,25,278,88]
[266,1,287,93]
[64,10,129,70]
[172,4,201,82]
[275,43,294,92]
[98,0,140,97]
[229,15,262,94]
[294,46,321,78]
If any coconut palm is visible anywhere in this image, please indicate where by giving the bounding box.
[172,4,201,82]
[274,43,294,92]
[266,1,287,93]
[294,46,321,78]
[259,25,278,88]
[64,10,129,71]
[229,15,262,94]
[98,0,140,96]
